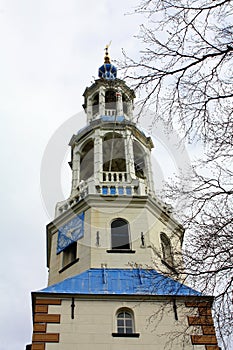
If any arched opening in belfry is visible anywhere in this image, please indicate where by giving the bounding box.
[80,139,94,181]
[92,92,99,116]
[103,133,126,172]
[133,141,146,179]
[122,93,129,115]
[105,89,117,112]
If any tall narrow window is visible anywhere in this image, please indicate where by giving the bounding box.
[117,310,134,334]
[160,232,173,266]
[111,219,130,250]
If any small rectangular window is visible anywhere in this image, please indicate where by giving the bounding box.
[62,242,77,267]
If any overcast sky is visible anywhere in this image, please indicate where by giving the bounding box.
[0,1,142,348]
[0,1,194,349]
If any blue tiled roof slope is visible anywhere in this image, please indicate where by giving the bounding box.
[39,269,201,296]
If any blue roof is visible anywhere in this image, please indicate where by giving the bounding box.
[39,269,201,297]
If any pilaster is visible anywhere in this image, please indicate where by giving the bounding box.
[99,85,105,116]
[124,129,136,180]
[87,96,93,122]
[128,100,134,120]
[116,89,123,116]
[145,149,155,195]
[94,130,103,183]
[71,145,80,193]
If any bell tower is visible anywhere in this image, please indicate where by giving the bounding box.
[47,46,180,287]
[58,45,155,211]
[28,47,221,350]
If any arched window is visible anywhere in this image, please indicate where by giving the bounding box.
[111,219,130,250]
[116,309,134,334]
[160,232,173,266]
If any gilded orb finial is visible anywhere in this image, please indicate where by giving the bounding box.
[104,41,112,63]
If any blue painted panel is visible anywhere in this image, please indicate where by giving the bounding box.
[39,268,202,297]
[101,116,112,122]
[126,187,132,195]
[118,187,124,195]
[101,116,125,122]
[57,212,84,254]
[102,186,108,195]
[110,187,116,195]
[116,116,125,122]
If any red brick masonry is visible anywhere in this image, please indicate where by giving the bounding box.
[31,298,61,350]
[186,301,221,350]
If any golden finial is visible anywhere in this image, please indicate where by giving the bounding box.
[104,41,112,63]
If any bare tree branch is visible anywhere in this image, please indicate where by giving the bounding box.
[121,1,233,348]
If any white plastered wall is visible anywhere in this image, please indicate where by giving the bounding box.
[46,298,205,350]
[48,199,184,285]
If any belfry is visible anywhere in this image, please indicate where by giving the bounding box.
[28,47,220,350]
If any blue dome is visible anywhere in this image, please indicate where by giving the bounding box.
[98,63,117,80]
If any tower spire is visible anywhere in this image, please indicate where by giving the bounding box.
[99,42,117,80]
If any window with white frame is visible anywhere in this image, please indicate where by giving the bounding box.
[116,310,134,334]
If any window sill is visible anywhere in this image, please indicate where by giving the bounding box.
[59,258,79,273]
[107,249,136,254]
[112,333,140,338]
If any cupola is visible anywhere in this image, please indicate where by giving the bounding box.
[98,44,117,80]
[82,45,135,123]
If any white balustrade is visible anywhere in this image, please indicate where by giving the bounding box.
[105,109,116,116]
[102,171,128,182]
[55,176,148,216]
[56,183,89,216]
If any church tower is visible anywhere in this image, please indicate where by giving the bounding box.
[28,47,220,350]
